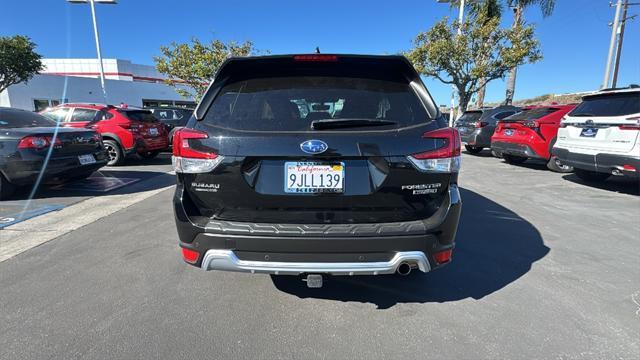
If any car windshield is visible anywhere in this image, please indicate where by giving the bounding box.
[204,76,428,131]
[0,109,56,128]
[569,92,640,117]
[504,107,559,121]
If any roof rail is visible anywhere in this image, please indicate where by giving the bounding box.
[61,102,114,108]
[599,84,640,92]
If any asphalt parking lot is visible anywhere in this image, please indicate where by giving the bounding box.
[0,150,639,359]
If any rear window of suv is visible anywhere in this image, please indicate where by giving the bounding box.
[504,107,558,121]
[204,76,428,131]
[119,110,158,122]
[457,111,482,123]
[569,92,640,117]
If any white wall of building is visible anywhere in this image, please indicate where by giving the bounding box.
[1,74,193,111]
[41,58,169,83]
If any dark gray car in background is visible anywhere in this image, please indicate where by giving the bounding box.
[146,107,194,147]
[455,105,521,154]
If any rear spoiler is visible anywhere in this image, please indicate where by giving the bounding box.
[194,54,438,120]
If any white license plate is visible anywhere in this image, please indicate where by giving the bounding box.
[149,128,159,136]
[78,154,96,165]
[285,162,344,193]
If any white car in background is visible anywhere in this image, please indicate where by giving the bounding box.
[552,86,640,182]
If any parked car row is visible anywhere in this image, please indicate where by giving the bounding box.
[0,107,108,199]
[40,104,170,166]
[457,86,640,183]
[0,104,193,200]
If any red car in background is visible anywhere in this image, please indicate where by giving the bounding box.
[41,104,169,166]
[491,104,577,172]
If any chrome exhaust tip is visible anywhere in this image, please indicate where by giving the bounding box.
[612,167,624,176]
[396,262,412,276]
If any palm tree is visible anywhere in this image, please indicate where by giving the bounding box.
[504,0,556,105]
[469,0,503,107]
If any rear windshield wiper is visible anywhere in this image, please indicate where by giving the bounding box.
[570,112,595,117]
[310,118,396,130]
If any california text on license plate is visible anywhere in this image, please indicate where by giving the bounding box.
[285,162,344,193]
[78,154,96,165]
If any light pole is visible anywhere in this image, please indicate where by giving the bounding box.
[67,0,117,103]
[436,0,467,124]
[603,0,623,89]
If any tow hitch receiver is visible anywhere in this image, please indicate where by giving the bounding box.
[303,274,323,288]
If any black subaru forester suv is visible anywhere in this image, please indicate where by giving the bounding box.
[172,54,461,283]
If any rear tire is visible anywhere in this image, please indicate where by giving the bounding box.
[574,168,610,182]
[546,156,573,173]
[464,145,483,154]
[503,154,527,165]
[103,139,124,166]
[138,150,160,159]
[0,173,15,200]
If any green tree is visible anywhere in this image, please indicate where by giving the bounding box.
[0,35,44,93]
[154,38,259,102]
[407,11,541,114]
[504,0,556,104]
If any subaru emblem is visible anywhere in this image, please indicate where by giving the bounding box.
[300,140,328,154]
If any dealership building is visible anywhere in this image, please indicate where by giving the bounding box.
[0,58,196,111]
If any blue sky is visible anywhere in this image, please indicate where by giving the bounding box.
[1,0,638,105]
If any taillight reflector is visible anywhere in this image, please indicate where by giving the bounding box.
[412,127,461,159]
[434,249,452,264]
[172,128,217,159]
[181,248,199,264]
[172,128,223,173]
[408,128,461,173]
[618,123,640,130]
[17,135,62,150]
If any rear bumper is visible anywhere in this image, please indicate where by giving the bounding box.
[174,184,462,275]
[552,147,640,178]
[134,136,169,153]
[491,141,546,160]
[2,151,108,185]
[201,250,430,275]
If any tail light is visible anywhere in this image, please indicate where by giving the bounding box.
[181,248,199,264]
[433,249,453,264]
[619,117,640,130]
[408,127,461,173]
[122,122,141,133]
[474,121,489,128]
[18,135,62,150]
[172,128,223,173]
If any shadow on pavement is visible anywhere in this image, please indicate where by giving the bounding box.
[462,149,493,157]
[561,173,639,196]
[271,188,549,309]
[6,170,176,200]
[120,152,173,167]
